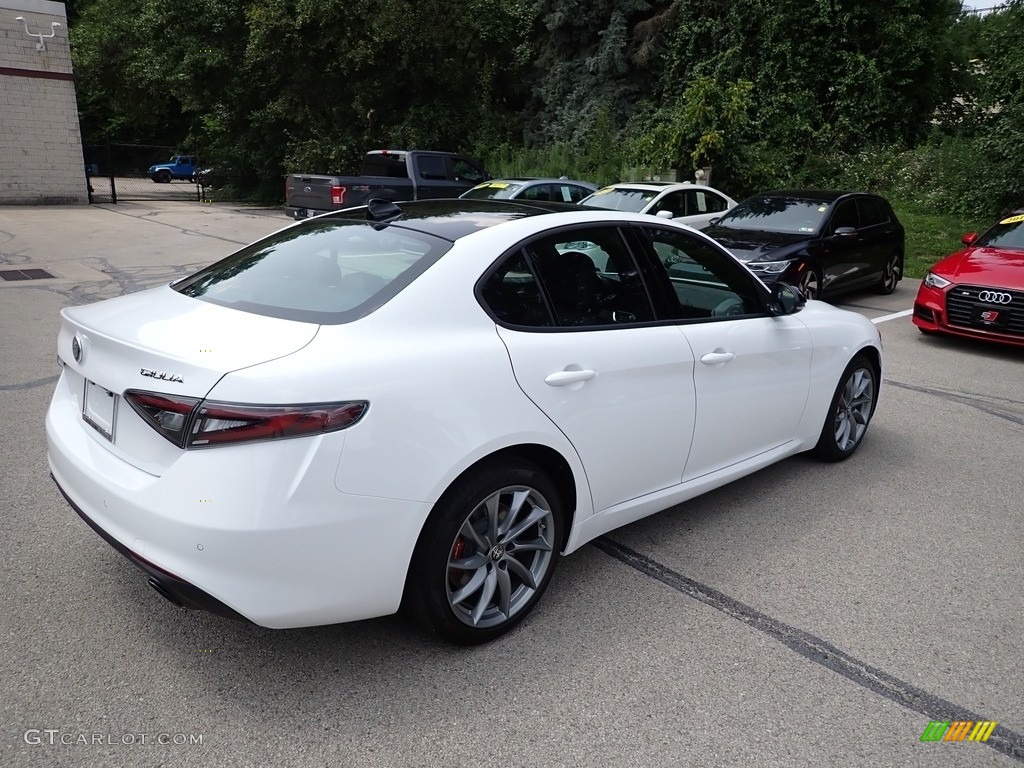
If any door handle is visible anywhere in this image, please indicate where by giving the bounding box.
[544,369,597,386]
[700,351,735,365]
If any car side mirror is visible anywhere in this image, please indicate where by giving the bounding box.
[833,226,858,239]
[961,232,978,245]
[768,283,805,316]
[708,217,720,226]
[656,210,674,219]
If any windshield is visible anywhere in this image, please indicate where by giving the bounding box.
[579,187,658,212]
[174,218,450,324]
[462,181,525,200]
[975,213,1024,249]
[716,196,831,234]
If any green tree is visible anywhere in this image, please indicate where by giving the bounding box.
[656,0,961,173]
[523,0,674,149]
[627,77,753,175]
[70,0,537,196]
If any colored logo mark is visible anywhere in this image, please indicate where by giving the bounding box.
[920,720,997,742]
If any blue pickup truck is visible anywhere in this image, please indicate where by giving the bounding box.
[148,155,199,183]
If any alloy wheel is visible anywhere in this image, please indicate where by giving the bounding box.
[445,485,555,629]
[799,268,820,300]
[880,253,901,293]
[834,366,875,452]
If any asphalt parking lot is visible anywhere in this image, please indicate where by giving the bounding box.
[1,201,1022,767]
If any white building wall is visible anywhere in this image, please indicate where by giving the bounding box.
[0,0,88,204]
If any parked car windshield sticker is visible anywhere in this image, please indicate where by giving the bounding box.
[998,214,1024,225]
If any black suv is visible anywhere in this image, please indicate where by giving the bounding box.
[703,190,905,300]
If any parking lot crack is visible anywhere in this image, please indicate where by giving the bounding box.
[595,537,1024,762]
[886,380,1024,426]
[0,374,60,391]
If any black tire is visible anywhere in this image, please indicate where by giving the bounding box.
[876,252,902,295]
[405,458,563,645]
[156,170,172,183]
[812,354,879,462]
[797,264,822,301]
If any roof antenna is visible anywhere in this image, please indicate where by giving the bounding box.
[366,199,402,225]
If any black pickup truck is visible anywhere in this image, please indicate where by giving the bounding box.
[284,150,491,219]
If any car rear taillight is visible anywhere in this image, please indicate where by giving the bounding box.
[125,390,367,449]
[189,401,367,447]
[331,184,346,205]
[125,391,201,446]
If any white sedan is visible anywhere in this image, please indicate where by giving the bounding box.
[47,199,882,644]
[579,181,737,229]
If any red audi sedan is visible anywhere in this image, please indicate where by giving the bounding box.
[913,208,1024,347]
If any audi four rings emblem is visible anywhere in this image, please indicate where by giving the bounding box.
[978,290,1012,304]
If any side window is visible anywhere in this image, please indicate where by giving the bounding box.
[691,189,729,214]
[638,227,762,320]
[529,228,654,327]
[519,184,550,201]
[564,185,588,203]
[452,157,485,184]
[830,199,860,231]
[651,191,686,218]
[857,197,886,227]
[418,155,448,180]
[479,252,553,328]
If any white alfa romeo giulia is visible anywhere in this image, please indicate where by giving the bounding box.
[47,199,883,644]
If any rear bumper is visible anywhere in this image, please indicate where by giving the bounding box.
[284,206,330,220]
[46,381,431,628]
[52,475,248,622]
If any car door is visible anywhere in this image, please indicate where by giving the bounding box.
[682,188,732,230]
[630,225,812,481]
[648,190,687,219]
[558,184,590,203]
[821,197,873,293]
[410,154,450,199]
[854,196,896,284]
[483,225,697,514]
[518,183,553,202]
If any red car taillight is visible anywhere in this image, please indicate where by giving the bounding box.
[124,391,367,449]
[331,184,346,205]
[125,391,201,445]
[189,400,367,447]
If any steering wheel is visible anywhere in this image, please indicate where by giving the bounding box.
[711,296,746,318]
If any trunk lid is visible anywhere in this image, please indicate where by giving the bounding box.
[56,285,318,474]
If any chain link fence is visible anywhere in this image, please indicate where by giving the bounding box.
[84,142,210,203]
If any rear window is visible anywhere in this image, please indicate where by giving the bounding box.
[580,187,658,212]
[173,218,451,324]
[462,181,525,200]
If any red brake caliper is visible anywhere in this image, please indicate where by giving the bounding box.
[449,536,467,586]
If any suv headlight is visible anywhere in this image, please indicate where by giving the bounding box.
[923,272,951,289]
[747,260,791,274]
